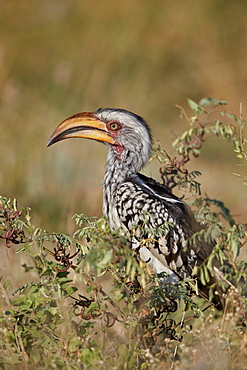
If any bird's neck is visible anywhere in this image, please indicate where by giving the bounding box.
[103,148,141,228]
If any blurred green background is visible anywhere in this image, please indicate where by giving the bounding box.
[1,0,247,233]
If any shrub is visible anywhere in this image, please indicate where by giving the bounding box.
[0,98,246,369]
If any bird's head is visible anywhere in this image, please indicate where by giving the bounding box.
[47,108,152,171]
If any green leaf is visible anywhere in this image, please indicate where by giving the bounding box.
[86,286,95,294]
[200,267,206,286]
[199,97,227,106]
[84,301,99,316]
[63,286,78,297]
[187,98,205,114]
[56,277,73,284]
[99,249,113,266]
[231,238,240,260]
[16,247,25,253]
[3,279,11,289]
[11,295,27,306]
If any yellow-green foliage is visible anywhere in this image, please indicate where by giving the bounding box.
[0,99,247,369]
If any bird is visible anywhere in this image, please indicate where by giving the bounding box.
[47,108,228,309]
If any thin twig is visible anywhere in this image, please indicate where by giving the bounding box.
[43,246,127,322]
[171,310,185,370]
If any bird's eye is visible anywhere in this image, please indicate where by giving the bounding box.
[108,121,121,131]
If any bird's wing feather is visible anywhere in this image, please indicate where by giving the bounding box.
[115,175,225,308]
[114,175,207,279]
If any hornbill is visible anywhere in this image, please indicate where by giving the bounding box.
[47,108,230,309]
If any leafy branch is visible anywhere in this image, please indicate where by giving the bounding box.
[1,98,247,369]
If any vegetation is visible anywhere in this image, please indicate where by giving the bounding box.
[0,99,246,369]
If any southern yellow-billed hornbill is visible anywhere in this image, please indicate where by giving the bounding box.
[47,108,227,309]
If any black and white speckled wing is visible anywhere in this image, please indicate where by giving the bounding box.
[114,173,213,283]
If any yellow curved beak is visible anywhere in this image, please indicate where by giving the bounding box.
[47,112,115,147]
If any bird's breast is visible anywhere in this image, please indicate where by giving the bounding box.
[107,205,123,230]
